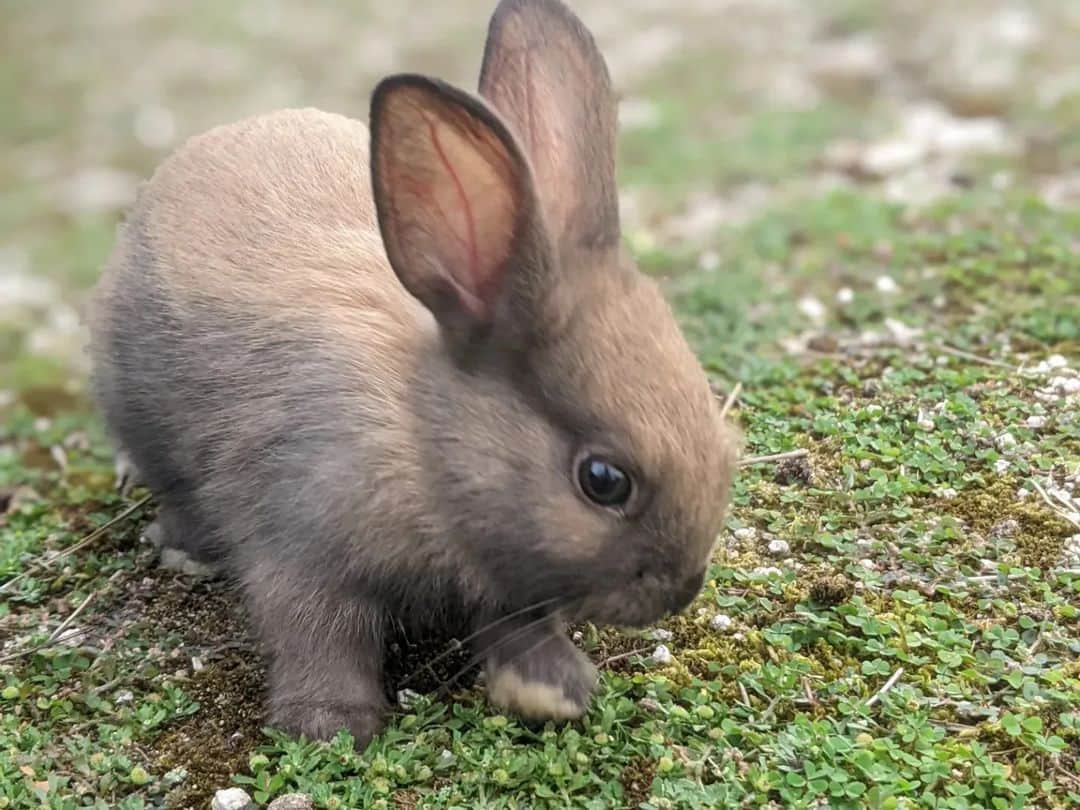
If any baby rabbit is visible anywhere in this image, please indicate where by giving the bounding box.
[89,0,738,746]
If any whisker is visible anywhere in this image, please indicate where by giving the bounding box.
[397,595,566,689]
[433,617,547,701]
[434,607,572,700]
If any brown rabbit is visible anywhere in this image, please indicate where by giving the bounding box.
[88,0,738,746]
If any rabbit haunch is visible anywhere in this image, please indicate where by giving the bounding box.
[88,0,738,747]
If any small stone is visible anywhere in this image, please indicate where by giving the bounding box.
[875,275,899,294]
[863,139,926,178]
[750,566,783,579]
[572,630,584,643]
[1040,354,1068,372]
[191,656,204,673]
[651,644,672,664]
[211,788,255,810]
[1024,415,1047,428]
[733,527,757,542]
[798,296,826,321]
[650,628,673,641]
[858,559,878,571]
[836,286,854,304]
[397,689,421,708]
[710,613,733,631]
[917,416,935,431]
[639,697,662,713]
[115,689,134,705]
[884,318,921,346]
[938,487,958,500]
[996,432,1018,452]
[979,558,998,573]
[267,794,315,810]
[767,539,790,557]
[1016,487,1030,500]
[993,458,1010,474]
[1050,376,1080,395]
[855,538,874,549]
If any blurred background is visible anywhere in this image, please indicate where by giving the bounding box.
[1,0,1078,404]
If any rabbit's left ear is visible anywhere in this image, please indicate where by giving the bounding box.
[479,0,619,253]
[370,75,553,348]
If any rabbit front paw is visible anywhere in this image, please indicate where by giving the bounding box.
[484,628,597,721]
[270,699,386,748]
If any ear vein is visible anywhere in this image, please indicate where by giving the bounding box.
[424,114,481,294]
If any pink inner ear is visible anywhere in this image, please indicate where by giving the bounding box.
[421,114,488,315]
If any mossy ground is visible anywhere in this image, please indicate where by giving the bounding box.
[2,1,1079,808]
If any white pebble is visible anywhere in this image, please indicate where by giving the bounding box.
[980,559,998,573]
[798,296,826,321]
[114,689,134,705]
[855,538,874,549]
[1016,487,1031,500]
[767,539,791,557]
[994,458,1010,474]
[884,318,921,346]
[191,656,204,673]
[875,275,899,294]
[733,527,757,542]
[917,416,935,431]
[650,628,674,641]
[996,432,1017,452]
[750,566,783,579]
[652,644,673,664]
[212,788,255,810]
[836,287,854,304]
[397,688,421,708]
[1024,415,1047,428]
[572,630,584,642]
[710,613,733,631]
[1041,354,1068,371]
[859,559,878,571]
[1050,376,1080,395]
[939,487,958,500]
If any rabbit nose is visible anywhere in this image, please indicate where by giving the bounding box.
[668,569,707,614]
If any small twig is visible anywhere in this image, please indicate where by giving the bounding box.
[1025,633,1044,660]
[930,343,1014,370]
[719,382,742,421]
[1031,481,1080,529]
[738,682,751,708]
[599,646,652,669]
[865,666,904,708]
[740,448,809,467]
[0,592,96,664]
[802,677,818,707]
[0,495,151,594]
[759,693,783,723]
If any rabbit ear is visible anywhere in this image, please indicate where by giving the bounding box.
[370,75,547,343]
[479,0,619,252]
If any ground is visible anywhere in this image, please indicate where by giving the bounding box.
[1,1,1079,808]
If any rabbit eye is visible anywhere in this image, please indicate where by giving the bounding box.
[577,456,632,508]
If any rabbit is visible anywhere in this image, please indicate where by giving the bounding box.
[88,0,739,747]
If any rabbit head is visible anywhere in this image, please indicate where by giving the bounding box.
[371,0,738,629]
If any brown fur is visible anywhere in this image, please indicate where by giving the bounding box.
[88,0,738,747]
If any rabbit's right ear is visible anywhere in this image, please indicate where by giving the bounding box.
[370,75,549,346]
[479,0,619,254]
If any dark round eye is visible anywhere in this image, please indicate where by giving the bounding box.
[577,456,632,507]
